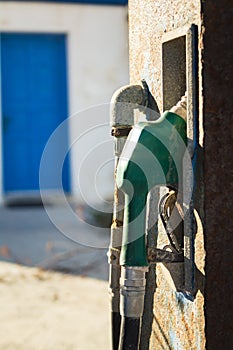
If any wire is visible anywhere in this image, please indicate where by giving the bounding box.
[118,317,141,350]
[111,311,121,350]
[159,191,183,254]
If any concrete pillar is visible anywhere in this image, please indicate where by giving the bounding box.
[202,1,233,348]
[128,0,233,348]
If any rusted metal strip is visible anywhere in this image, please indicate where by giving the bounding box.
[111,126,132,138]
[147,247,184,263]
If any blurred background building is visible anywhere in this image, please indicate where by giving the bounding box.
[0,0,129,205]
[0,6,128,346]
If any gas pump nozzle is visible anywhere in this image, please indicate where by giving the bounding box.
[116,95,187,350]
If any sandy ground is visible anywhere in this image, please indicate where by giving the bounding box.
[0,262,110,350]
[0,202,112,349]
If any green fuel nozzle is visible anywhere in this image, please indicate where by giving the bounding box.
[110,88,188,349]
[116,110,187,267]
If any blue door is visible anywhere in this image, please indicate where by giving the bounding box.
[1,33,70,193]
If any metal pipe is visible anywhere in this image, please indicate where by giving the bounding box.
[118,266,148,350]
[108,82,155,350]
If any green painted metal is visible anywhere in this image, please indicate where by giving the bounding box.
[116,111,187,266]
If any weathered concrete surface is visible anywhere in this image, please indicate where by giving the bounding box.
[129,1,205,349]
[129,0,200,111]
[201,0,233,348]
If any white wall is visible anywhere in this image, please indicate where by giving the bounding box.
[0,1,129,204]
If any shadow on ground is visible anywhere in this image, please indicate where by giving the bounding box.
[0,199,112,280]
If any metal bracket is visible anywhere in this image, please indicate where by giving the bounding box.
[148,247,184,264]
[111,126,132,138]
[108,247,121,265]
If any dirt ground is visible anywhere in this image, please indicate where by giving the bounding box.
[0,262,110,350]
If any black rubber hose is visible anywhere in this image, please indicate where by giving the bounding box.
[118,317,141,350]
[111,311,121,350]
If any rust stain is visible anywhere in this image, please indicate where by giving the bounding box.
[111,219,123,228]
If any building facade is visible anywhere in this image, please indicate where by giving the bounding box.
[0,0,128,204]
